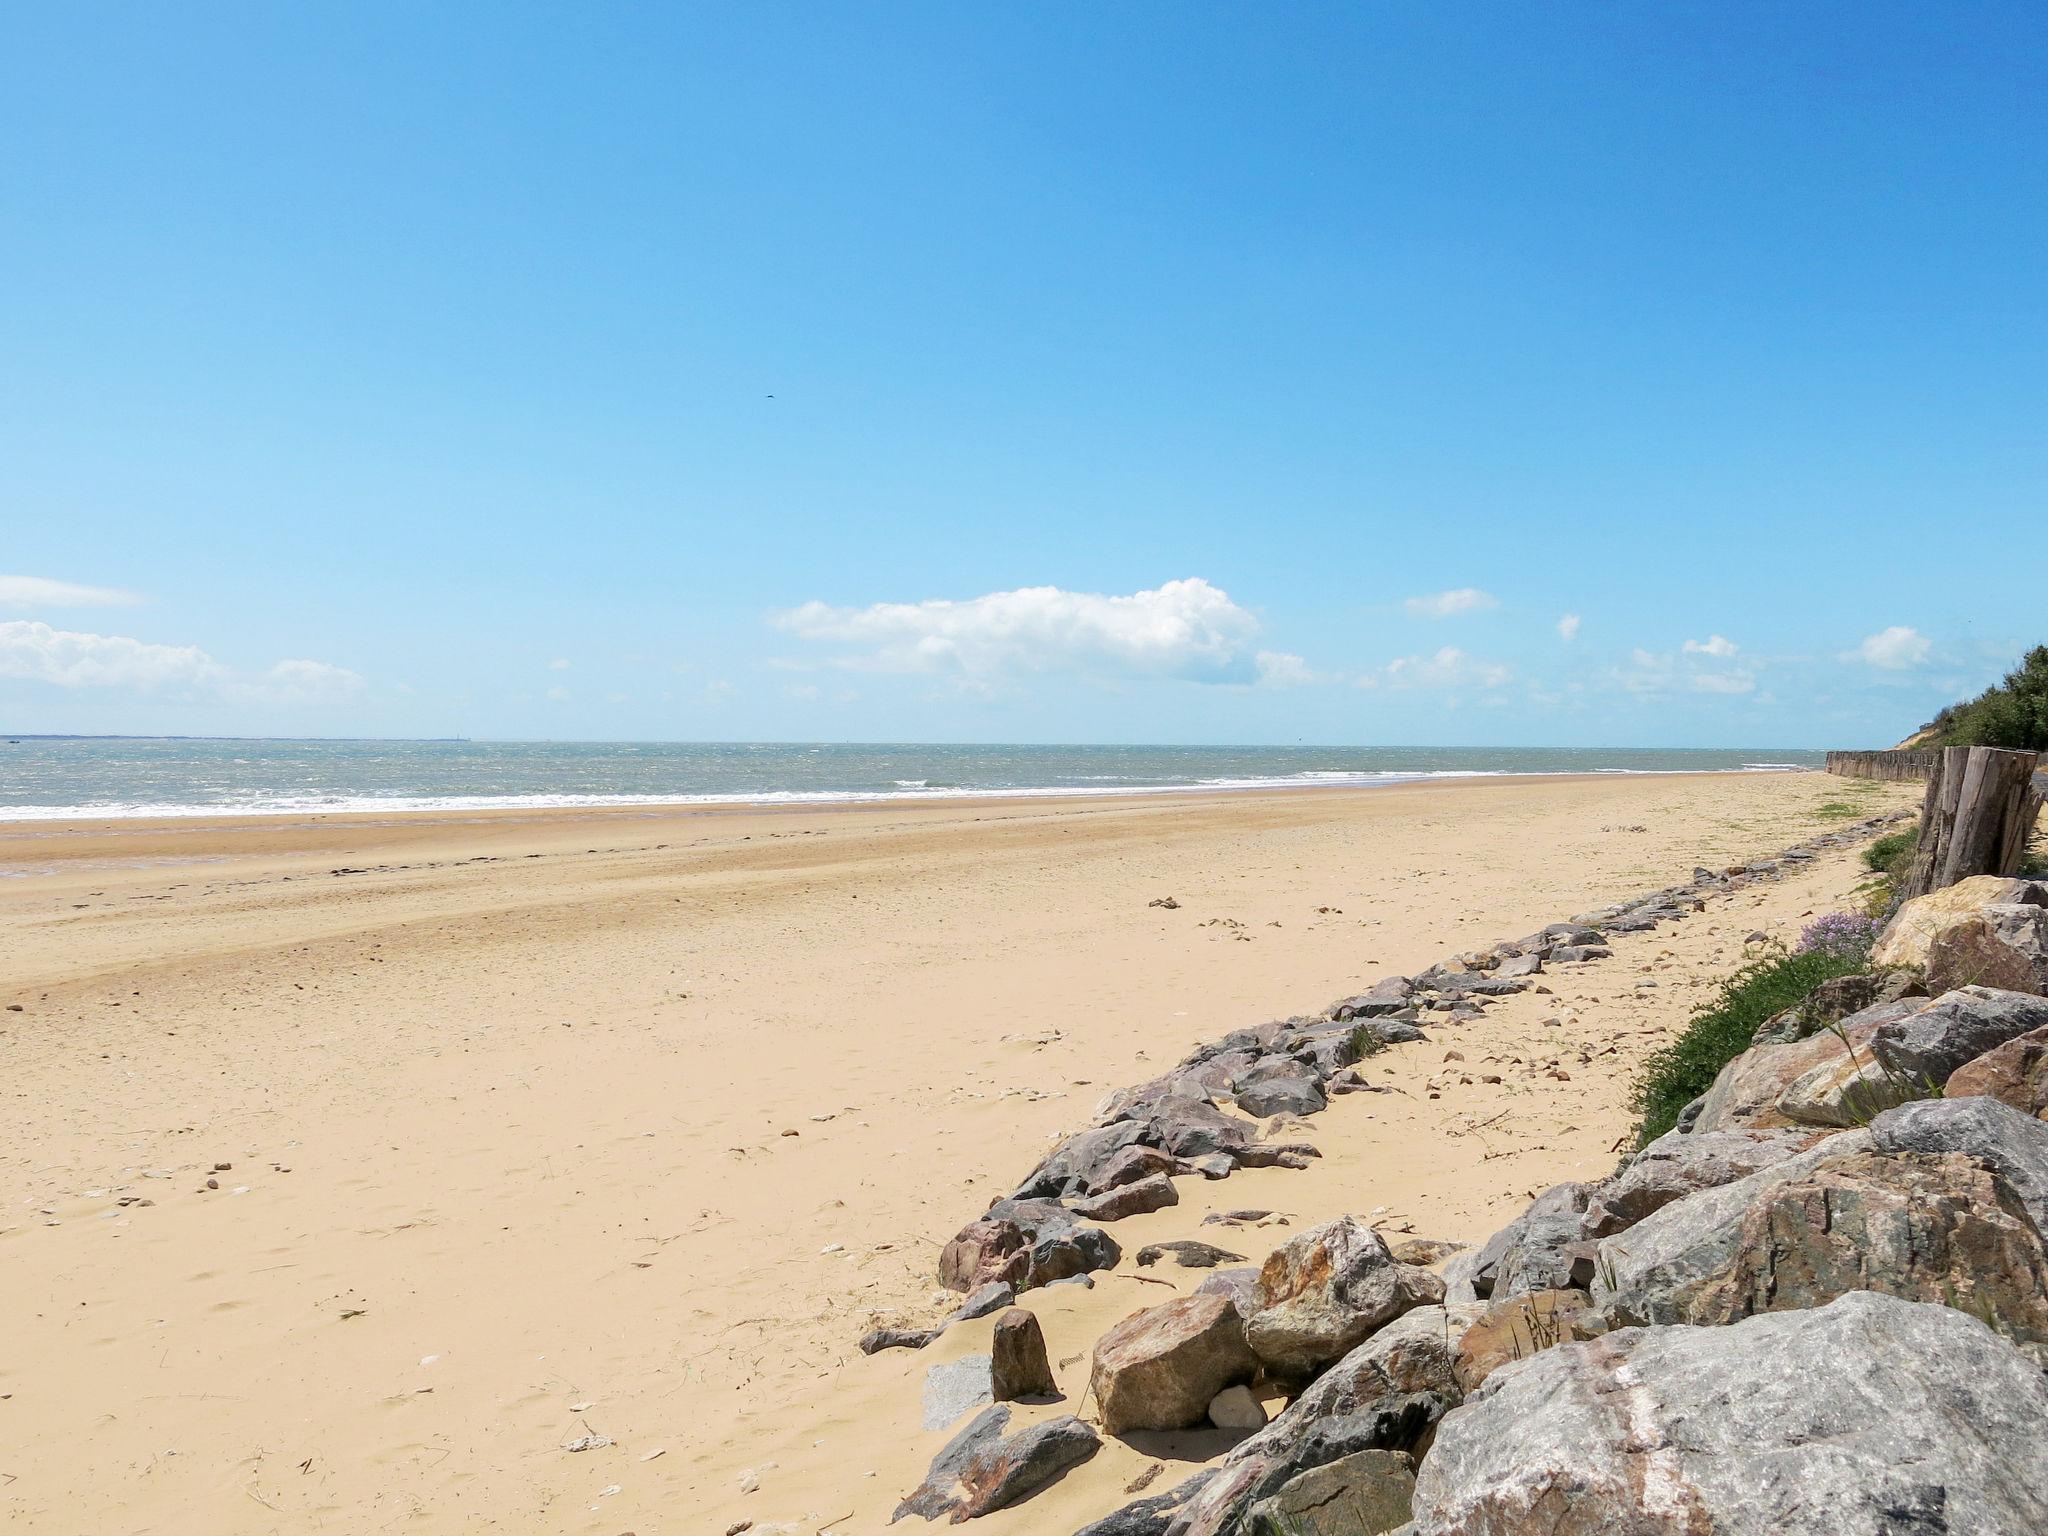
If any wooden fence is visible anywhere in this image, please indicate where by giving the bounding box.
[1826,750,1940,782]
[1897,746,2046,901]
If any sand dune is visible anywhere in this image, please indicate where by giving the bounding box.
[0,771,1913,1533]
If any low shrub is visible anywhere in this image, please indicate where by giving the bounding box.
[1629,946,1868,1147]
[1862,829,1918,878]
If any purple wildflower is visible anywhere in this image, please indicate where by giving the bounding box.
[1796,911,1878,958]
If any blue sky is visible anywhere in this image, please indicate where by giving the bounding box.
[2,3,2041,746]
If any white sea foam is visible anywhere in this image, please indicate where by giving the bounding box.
[0,762,1815,823]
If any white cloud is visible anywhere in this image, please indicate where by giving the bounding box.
[1358,646,1511,691]
[773,577,1272,685]
[547,658,571,671]
[1690,671,1756,695]
[1403,588,1498,620]
[1254,650,1315,687]
[0,620,362,702]
[1848,626,1931,670]
[1683,634,1739,658]
[1556,613,1581,642]
[0,574,142,609]
[544,685,571,702]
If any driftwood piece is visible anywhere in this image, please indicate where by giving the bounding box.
[1900,747,2044,900]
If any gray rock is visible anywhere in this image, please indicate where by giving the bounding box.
[894,1404,1010,1521]
[1170,1305,1478,1536]
[1244,1215,1446,1375]
[1592,1130,1872,1324]
[860,1325,939,1354]
[1469,1182,1599,1298]
[1581,1127,1818,1237]
[1494,953,1543,979]
[1194,1265,1263,1317]
[1137,1239,1244,1269]
[1243,1449,1415,1536]
[1014,1121,1153,1200]
[1232,1057,1328,1118]
[1868,1094,2048,1230]
[1928,902,2048,995]
[1410,1293,2048,1536]
[1086,1143,1178,1195]
[949,1280,1017,1323]
[1545,944,1610,963]
[1069,1469,1218,1536]
[1869,986,2048,1089]
[952,1414,1100,1518]
[921,1354,994,1430]
[1752,969,1925,1046]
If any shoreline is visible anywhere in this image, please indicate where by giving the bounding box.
[0,765,1815,844]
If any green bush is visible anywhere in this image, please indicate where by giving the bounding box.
[1862,829,1918,877]
[1629,947,1869,1146]
[1919,644,2048,752]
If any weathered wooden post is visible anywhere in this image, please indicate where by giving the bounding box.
[1899,746,2045,900]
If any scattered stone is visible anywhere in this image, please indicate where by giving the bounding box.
[1206,1383,1268,1431]
[1090,1293,1259,1435]
[1231,1058,1327,1119]
[1073,1173,1179,1223]
[1136,1239,1243,1269]
[1149,896,1181,909]
[860,1326,939,1354]
[1410,1293,2048,1536]
[1245,1215,1446,1375]
[987,1309,1055,1402]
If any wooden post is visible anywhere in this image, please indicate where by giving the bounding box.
[1900,746,2044,900]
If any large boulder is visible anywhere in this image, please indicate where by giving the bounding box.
[1450,1288,1606,1393]
[1072,1172,1179,1223]
[1013,1121,1152,1200]
[1947,1024,2048,1117]
[1410,1293,2048,1536]
[1591,1130,1872,1322]
[1867,1095,2048,1230]
[940,1218,1028,1293]
[1468,1182,1598,1297]
[1868,986,2048,1088]
[1691,1001,1918,1132]
[1582,1127,1819,1236]
[1242,1449,1415,1536]
[1232,1057,1328,1118]
[1597,1143,2048,1362]
[990,1309,1055,1401]
[1872,875,2045,972]
[1244,1216,1445,1374]
[950,1415,1099,1519]
[1090,1292,1258,1435]
[1170,1304,1477,1536]
[942,1202,1123,1293]
[1928,902,2048,995]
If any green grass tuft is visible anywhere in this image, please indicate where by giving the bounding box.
[1861,829,1918,877]
[1813,801,1862,820]
[1629,947,1868,1146]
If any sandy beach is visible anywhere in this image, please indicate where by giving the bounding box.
[0,771,1916,1534]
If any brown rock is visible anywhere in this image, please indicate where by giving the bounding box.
[1684,1150,2048,1363]
[1451,1287,1605,1393]
[1873,875,2043,972]
[990,1309,1056,1401]
[939,1218,1028,1294]
[1947,1024,2048,1118]
[1928,904,2048,995]
[1246,1216,1445,1374]
[1090,1292,1258,1434]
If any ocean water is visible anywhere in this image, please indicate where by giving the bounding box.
[0,739,1825,822]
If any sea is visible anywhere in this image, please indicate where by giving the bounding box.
[0,739,1825,822]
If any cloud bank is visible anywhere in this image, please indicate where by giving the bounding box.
[773,577,1277,684]
[1849,626,1931,670]
[0,574,142,609]
[1403,587,1498,619]
[0,620,363,703]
